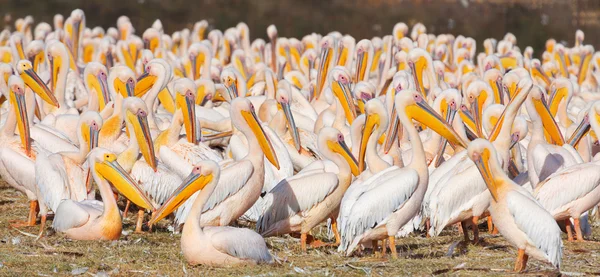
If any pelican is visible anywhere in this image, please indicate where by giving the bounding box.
[257,126,359,252]
[149,160,272,266]
[52,147,154,240]
[469,139,562,272]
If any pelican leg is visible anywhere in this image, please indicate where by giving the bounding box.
[37,215,47,239]
[10,200,38,228]
[425,218,431,238]
[331,219,341,246]
[301,233,307,253]
[123,200,131,218]
[573,217,585,242]
[471,216,480,244]
[487,216,493,233]
[565,219,574,241]
[388,236,397,259]
[492,226,499,235]
[460,221,470,243]
[135,210,145,233]
[381,239,387,255]
[514,249,528,272]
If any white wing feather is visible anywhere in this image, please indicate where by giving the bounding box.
[208,226,273,263]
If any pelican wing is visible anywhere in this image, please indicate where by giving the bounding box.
[534,162,600,213]
[52,200,91,232]
[340,168,418,254]
[529,144,580,185]
[506,190,563,268]
[31,126,78,153]
[159,146,193,178]
[35,151,70,212]
[202,160,254,212]
[132,161,183,205]
[170,139,224,164]
[257,172,339,234]
[208,226,273,263]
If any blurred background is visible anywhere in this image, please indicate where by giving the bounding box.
[2,0,599,55]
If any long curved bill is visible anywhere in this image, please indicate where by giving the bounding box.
[533,95,565,146]
[567,115,590,147]
[578,52,592,85]
[409,58,427,97]
[115,78,135,97]
[10,89,31,156]
[148,172,213,225]
[433,106,457,167]
[490,77,504,105]
[158,87,176,113]
[383,105,402,153]
[547,84,567,118]
[176,92,198,144]
[135,71,156,97]
[81,123,100,151]
[471,151,498,202]
[126,110,157,171]
[20,68,60,107]
[95,156,156,211]
[201,130,233,142]
[355,50,369,82]
[241,108,280,169]
[331,80,357,124]
[358,112,379,172]
[459,105,479,139]
[531,64,550,87]
[87,72,110,110]
[488,80,532,142]
[280,101,301,151]
[315,46,332,100]
[405,98,468,150]
[328,139,359,176]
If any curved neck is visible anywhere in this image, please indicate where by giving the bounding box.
[155,109,184,149]
[525,98,545,144]
[366,126,390,173]
[93,168,119,217]
[143,71,167,130]
[398,108,428,182]
[183,178,218,237]
[117,119,140,173]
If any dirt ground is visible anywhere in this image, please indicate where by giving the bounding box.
[0,181,599,276]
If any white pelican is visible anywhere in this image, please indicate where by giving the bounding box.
[35,111,103,236]
[469,139,562,272]
[257,126,359,252]
[52,147,154,240]
[148,160,273,266]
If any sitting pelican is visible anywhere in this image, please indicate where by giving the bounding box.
[257,126,359,252]
[469,139,562,272]
[148,160,273,266]
[52,148,155,240]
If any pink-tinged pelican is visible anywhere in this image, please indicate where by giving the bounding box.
[148,160,272,266]
[52,147,154,240]
[469,139,562,272]
[257,126,359,252]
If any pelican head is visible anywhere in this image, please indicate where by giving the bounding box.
[174,78,198,144]
[193,20,208,41]
[275,88,301,151]
[548,78,573,118]
[142,28,160,53]
[135,59,168,97]
[528,84,564,145]
[393,22,409,41]
[468,139,501,201]
[10,33,25,60]
[109,65,135,98]
[148,160,219,225]
[83,62,110,110]
[483,68,504,104]
[194,78,215,106]
[24,40,45,72]
[316,35,335,99]
[8,75,31,156]
[122,97,157,171]
[221,67,243,100]
[231,97,280,169]
[465,80,493,136]
[329,66,356,124]
[188,42,212,79]
[54,14,64,30]
[89,147,155,211]
[66,9,85,60]
[408,48,433,97]
[16,60,59,107]
[46,41,71,92]
[354,81,376,114]
[78,111,103,152]
[358,98,388,172]
[354,39,373,82]
[318,127,359,176]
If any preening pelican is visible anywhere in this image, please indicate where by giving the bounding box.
[469,139,562,272]
[52,148,155,240]
[148,160,273,266]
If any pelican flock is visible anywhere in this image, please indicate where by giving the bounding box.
[2,8,600,272]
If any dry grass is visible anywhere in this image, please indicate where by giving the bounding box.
[0,181,599,276]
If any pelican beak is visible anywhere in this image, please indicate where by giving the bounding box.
[405,96,467,149]
[355,50,369,82]
[358,99,366,114]
[531,64,551,87]
[95,154,156,211]
[224,78,238,100]
[145,37,159,53]
[201,130,233,142]
[280,101,301,151]
[567,115,590,147]
[71,20,81,60]
[329,138,359,176]
[158,87,176,113]
[196,85,212,106]
[126,109,157,171]
[20,67,60,107]
[81,122,100,152]
[533,95,565,145]
[488,81,532,141]
[191,52,206,79]
[87,71,110,110]
[176,91,198,144]
[548,85,567,117]
[433,105,457,166]
[331,80,357,124]
[10,88,30,156]
[148,171,213,225]
[459,104,478,137]
[316,47,332,99]
[135,72,156,97]
[509,133,520,150]
[409,57,427,97]
[383,105,401,153]
[241,108,280,169]
[578,52,592,85]
[15,40,25,60]
[471,149,498,202]
[358,112,379,172]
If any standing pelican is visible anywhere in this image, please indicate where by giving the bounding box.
[148,161,272,266]
[469,139,562,272]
